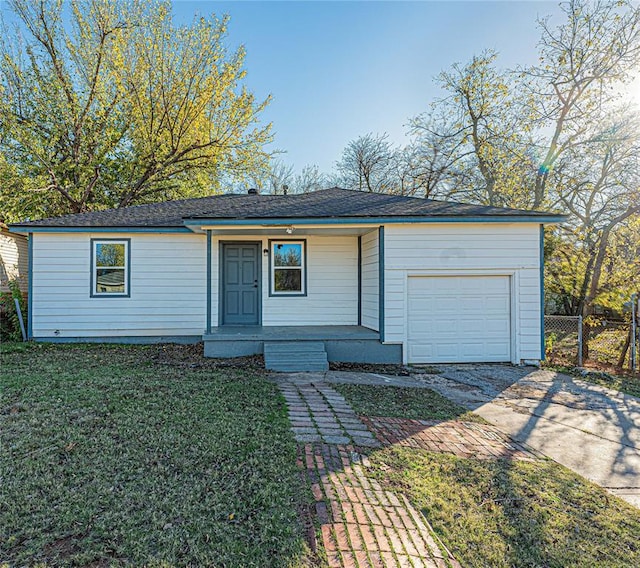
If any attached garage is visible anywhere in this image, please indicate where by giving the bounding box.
[407,275,512,363]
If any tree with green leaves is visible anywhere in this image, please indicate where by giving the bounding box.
[409,50,536,208]
[0,0,271,221]
[544,107,640,361]
[405,0,640,326]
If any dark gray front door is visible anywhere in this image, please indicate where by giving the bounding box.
[221,243,260,325]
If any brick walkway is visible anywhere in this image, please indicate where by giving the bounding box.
[279,381,380,447]
[279,380,460,567]
[279,379,539,567]
[362,416,540,461]
[299,443,460,568]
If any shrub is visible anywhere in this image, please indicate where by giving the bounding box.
[0,279,27,341]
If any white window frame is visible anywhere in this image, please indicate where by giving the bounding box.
[269,239,307,296]
[91,238,130,297]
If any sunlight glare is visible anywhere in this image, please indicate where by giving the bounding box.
[625,74,640,106]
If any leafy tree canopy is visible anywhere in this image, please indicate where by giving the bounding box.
[333,1,640,318]
[0,0,272,221]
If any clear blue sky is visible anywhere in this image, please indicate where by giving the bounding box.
[1,0,564,175]
[172,1,563,174]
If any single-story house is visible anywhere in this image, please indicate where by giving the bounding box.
[10,187,563,370]
[1,221,28,293]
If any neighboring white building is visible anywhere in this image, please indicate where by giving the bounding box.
[10,188,563,368]
[1,221,28,293]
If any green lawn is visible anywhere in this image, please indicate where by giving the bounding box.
[369,446,640,568]
[334,383,486,423]
[578,370,640,399]
[0,343,310,567]
[543,362,640,399]
[336,382,640,567]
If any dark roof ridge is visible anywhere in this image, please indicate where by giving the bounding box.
[11,189,319,226]
[10,186,565,229]
[315,186,558,217]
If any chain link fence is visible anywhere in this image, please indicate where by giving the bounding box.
[544,315,583,366]
[544,294,639,372]
[584,319,633,369]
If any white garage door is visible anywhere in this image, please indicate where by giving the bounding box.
[407,275,511,363]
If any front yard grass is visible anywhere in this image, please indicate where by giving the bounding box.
[543,362,640,399]
[369,446,640,568]
[337,381,640,566]
[334,383,486,423]
[577,370,640,399]
[0,343,310,567]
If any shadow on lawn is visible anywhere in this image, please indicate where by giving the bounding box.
[342,370,640,566]
[357,416,639,567]
[323,373,640,567]
[405,365,640,493]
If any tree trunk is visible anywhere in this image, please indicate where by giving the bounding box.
[617,331,630,369]
[582,320,590,361]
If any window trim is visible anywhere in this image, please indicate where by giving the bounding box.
[268,239,307,297]
[90,238,131,298]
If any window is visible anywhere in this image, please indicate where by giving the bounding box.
[91,239,130,297]
[270,240,306,296]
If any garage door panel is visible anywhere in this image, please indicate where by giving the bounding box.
[407,276,511,363]
[485,320,509,333]
[434,343,461,358]
[485,297,509,311]
[420,298,457,312]
[434,318,457,333]
[421,278,452,293]
[466,346,488,358]
[459,298,479,311]
[408,344,434,359]
[463,316,484,327]
[459,279,481,293]
[485,345,510,359]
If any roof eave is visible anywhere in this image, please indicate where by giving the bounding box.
[9,213,567,234]
[8,225,190,234]
[183,214,567,227]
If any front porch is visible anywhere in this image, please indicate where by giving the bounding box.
[203,325,401,364]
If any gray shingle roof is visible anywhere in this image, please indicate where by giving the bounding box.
[10,187,563,228]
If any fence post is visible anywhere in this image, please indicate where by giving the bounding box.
[577,315,583,367]
[632,293,638,373]
[13,297,27,342]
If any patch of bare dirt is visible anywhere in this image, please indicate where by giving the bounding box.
[147,342,266,373]
[42,534,83,562]
[328,361,414,376]
[545,356,636,380]
[329,361,444,376]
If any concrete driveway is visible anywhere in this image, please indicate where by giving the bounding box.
[276,364,640,508]
[277,365,640,507]
[397,365,640,508]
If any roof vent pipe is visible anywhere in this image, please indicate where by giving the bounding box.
[247,188,258,195]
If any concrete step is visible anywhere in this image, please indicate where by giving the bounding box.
[264,341,326,354]
[264,341,329,372]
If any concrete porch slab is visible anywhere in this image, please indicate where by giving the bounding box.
[203,325,380,341]
[203,326,402,363]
